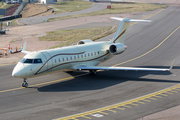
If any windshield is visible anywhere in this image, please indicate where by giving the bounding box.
[24,59,33,63]
[20,58,25,63]
[20,58,42,64]
[34,59,42,63]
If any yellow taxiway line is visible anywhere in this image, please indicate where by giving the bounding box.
[113,25,180,67]
[0,74,87,93]
[53,84,180,120]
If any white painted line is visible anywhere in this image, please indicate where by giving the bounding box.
[92,114,104,117]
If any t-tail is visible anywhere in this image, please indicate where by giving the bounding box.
[110,17,151,43]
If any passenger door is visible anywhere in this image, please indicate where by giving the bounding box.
[40,51,53,73]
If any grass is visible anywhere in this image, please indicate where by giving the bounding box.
[51,0,93,14]
[0,3,15,18]
[3,4,13,9]
[0,18,24,28]
[39,26,117,48]
[49,3,168,22]
[0,2,13,9]
[0,2,2,7]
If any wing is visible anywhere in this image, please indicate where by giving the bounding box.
[77,66,170,71]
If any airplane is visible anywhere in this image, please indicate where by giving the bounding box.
[12,17,170,88]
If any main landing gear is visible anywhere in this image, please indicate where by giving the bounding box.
[22,78,28,88]
[89,70,97,76]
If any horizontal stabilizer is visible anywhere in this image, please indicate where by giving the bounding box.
[111,17,151,22]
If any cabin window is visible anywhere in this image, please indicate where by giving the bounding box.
[70,56,72,60]
[58,59,60,62]
[62,58,64,61]
[55,59,56,63]
[81,55,83,58]
[66,57,68,61]
[91,53,93,56]
[84,54,86,57]
[34,59,42,63]
[98,51,100,54]
[94,52,96,55]
[77,55,80,59]
[23,59,33,63]
[88,53,90,56]
[74,56,76,59]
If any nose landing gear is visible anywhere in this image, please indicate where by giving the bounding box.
[22,78,28,88]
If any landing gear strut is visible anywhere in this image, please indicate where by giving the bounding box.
[22,78,28,88]
[89,70,97,76]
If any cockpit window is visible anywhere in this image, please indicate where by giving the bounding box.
[20,58,25,63]
[34,59,42,63]
[21,58,42,64]
[24,59,33,63]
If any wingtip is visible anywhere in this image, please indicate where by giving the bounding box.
[170,59,175,70]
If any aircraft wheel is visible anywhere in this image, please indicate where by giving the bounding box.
[22,83,25,87]
[22,82,28,88]
[22,78,28,88]
[89,70,97,76]
[24,82,28,88]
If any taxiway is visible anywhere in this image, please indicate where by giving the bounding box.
[1,5,180,120]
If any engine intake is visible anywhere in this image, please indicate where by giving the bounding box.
[109,43,127,55]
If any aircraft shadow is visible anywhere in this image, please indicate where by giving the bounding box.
[38,65,179,92]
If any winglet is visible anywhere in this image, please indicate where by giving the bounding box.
[21,41,30,54]
[22,41,27,51]
[170,59,175,70]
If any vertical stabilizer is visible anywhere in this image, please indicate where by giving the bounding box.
[110,17,151,43]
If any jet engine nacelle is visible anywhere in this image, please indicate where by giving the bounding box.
[109,43,127,55]
[77,39,94,45]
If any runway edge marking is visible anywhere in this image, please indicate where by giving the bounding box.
[53,84,180,120]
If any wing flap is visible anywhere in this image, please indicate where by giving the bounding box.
[77,66,169,71]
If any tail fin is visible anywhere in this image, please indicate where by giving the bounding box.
[110,17,151,43]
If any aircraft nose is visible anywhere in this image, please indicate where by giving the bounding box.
[12,71,21,77]
[12,63,25,78]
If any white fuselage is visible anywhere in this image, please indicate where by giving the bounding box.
[12,41,116,79]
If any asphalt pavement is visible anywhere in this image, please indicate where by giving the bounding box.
[1,5,180,120]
